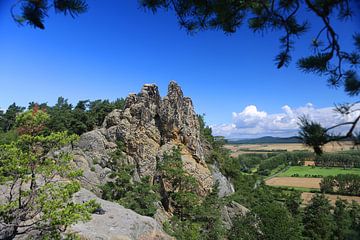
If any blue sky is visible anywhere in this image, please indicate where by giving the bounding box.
[0,1,359,137]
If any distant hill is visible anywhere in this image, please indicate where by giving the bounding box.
[227,136,302,144]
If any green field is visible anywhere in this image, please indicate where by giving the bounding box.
[270,186,321,193]
[278,166,360,177]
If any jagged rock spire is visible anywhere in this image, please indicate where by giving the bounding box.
[74,81,213,196]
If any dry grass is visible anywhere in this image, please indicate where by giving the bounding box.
[265,177,322,189]
[225,141,355,157]
[301,192,360,205]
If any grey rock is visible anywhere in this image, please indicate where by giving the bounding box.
[221,201,250,229]
[210,163,235,198]
[70,188,173,240]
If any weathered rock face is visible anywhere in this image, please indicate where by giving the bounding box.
[73,81,213,196]
[70,188,173,240]
[210,163,235,198]
[221,201,250,230]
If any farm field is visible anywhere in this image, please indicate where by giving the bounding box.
[225,141,355,157]
[302,192,360,205]
[265,177,321,189]
[278,166,360,177]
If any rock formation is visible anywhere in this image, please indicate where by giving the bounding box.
[72,81,214,196]
[210,163,235,198]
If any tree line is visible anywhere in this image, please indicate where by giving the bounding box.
[257,152,314,176]
[315,151,360,168]
[321,174,360,196]
[0,97,125,144]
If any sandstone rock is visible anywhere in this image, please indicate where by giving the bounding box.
[74,81,214,196]
[70,188,173,240]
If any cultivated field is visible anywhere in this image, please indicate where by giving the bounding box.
[301,192,360,205]
[225,141,356,157]
[265,177,321,189]
[278,166,360,177]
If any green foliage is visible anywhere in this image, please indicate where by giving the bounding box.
[158,148,225,239]
[158,148,199,218]
[303,194,335,240]
[285,191,301,216]
[192,183,225,240]
[118,176,159,217]
[344,70,360,96]
[101,142,158,217]
[54,0,88,17]
[170,219,202,240]
[13,0,88,29]
[0,130,18,145]
[333,199,353,239]
[315,151,360,168]
[198,114,214,145]
[15,108,50,136]
[0,103,25,132]
[298,53,332,74]
[0,127,96,239]
[228,212,260,240]
[215,154,237,179]
[101,164,134,200]
[298,116,329,155]
[349,201,360,239]
[101,167,159,217]
[254,201,303,240]
[237,153,268,173]
[50,97,125,135]
[47,97,74,133]
[320,174,360,196]
[279,166,360,177]
[258,151,314,176]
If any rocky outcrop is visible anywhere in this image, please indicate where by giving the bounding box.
[210,163,235,198]
[73,81,214,196]
[221,201,250,229]
[70,188,173,240]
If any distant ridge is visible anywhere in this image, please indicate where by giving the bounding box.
[227,136,302,144]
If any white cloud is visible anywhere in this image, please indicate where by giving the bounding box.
[211,103,360,138]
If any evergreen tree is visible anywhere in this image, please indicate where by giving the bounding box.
[11,0,88,29]
[254,201,303,240]
[0,109,97,239]
[47,97,73,133]
[1,103,24,132]
[228,213,260,240]
[333,199,352,240]
[303,194,335,240]
[349,201,360,239]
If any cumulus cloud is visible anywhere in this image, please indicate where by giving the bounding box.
[211,103,360,138]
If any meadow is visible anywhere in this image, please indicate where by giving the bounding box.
[278,166,360,177]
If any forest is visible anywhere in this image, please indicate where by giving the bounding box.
[1,102,360,239]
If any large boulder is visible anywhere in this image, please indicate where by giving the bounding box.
[70,188,173,240]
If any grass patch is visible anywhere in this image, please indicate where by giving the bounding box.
[269,185,320,193]
[278,166,360,177]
